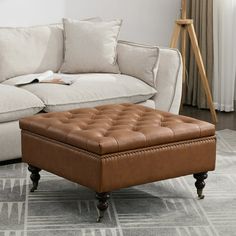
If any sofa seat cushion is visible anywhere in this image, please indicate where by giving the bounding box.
[0,84,45,123]
[17,73,156,113]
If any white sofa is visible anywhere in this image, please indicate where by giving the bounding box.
[0,24,182,162]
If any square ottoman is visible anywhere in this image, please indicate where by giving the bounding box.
[19,103,216,222]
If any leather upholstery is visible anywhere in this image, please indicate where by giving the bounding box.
[21,131,216,193]
[20,103,215,155]
[20,103,216,193]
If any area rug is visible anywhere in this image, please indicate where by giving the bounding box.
[0,129,236,236]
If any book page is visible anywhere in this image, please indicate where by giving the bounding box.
[2,72,75,86]
[37,71,54,82]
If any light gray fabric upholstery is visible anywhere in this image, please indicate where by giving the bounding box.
[152,48,183,114]
[0,121,21,161]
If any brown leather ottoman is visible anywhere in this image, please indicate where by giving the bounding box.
[19,103,216,222]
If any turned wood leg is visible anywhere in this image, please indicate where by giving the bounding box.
[193,172,208,199]
[96,192,110,222]
[28,165,41,192]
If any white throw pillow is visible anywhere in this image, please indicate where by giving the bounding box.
[0,85,45,123]
[61,18,122,74]
[117,41,160,87]
[0,25,63,83]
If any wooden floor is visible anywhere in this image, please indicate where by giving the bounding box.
[181,105,236,131]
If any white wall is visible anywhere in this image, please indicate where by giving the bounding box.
[0,0,181,47]
[65,0,181,46]
[0,0,65,26]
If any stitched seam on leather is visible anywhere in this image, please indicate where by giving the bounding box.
[22,131,216,160]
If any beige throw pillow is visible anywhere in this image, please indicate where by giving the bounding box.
[117,41,160,87]
[61,18,122,74]
[0,25,63,83]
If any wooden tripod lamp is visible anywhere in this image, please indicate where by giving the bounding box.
[170,0,218,123]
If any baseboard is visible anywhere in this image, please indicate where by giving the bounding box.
[0,158,22,166]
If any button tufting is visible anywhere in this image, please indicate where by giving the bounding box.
[19,103,215,155]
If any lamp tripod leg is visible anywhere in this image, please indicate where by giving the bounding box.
[187,23,218,123]
[179,27,187,112]
[170,24,181,48]
[181,27,187,84]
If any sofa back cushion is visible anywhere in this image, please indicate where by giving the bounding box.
[0,25,63,82]
[60,18,121,74]
[117,41,160,87]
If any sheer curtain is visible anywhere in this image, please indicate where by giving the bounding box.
[213,0,236,112]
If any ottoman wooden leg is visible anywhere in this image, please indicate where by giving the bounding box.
[28,165,41,192]
[96,192,110,222]
[193,172,208,199]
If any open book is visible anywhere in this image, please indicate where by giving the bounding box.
[8,71,74,86]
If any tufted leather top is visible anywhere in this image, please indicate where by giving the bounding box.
[20,103,215,155]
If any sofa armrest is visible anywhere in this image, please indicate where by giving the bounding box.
[151,48,183,114]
